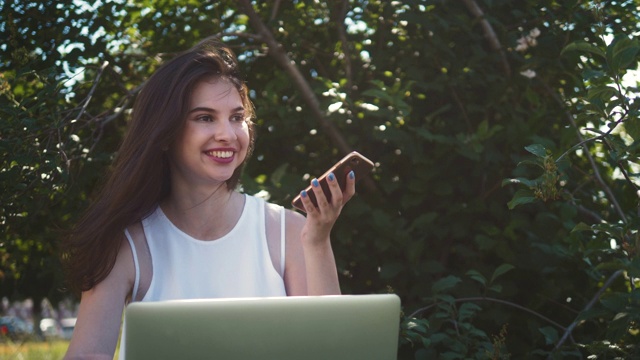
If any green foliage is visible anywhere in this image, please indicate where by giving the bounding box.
[398,265,516,359]
[504,2,640,357]
[2,0,640,358]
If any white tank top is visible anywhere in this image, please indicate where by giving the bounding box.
[135,194,286,300]
[119,194,287,358]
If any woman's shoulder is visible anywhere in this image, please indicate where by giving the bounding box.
[89,232,138,298]
[253,196,305,231]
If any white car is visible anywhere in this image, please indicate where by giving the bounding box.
[39,318,61,339]
[60,317,77,340]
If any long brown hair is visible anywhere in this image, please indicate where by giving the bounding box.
[62,38,256,294]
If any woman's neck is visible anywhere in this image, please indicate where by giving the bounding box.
[160,185,245,241]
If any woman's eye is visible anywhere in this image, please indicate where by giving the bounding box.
[197,115,213,122]
[231,115,245,122]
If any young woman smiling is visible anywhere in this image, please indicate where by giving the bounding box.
[62,38,356,360]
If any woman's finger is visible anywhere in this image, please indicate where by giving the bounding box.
[298,189,315,214]
[343,170,356,202]
[325,172,343,206]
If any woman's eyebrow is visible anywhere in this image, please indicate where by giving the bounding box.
[188,106,244,114]
[188,106,216,114]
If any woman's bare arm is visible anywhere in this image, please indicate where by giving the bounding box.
[64,237,135,360]
[284,171,356,295]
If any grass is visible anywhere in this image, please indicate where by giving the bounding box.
[0,340,69,360]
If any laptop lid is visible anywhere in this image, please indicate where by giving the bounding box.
[124,294,400,360]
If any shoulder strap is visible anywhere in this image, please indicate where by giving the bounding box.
[124,228,140,302]
[263,198,286,278]
[124,220,153,302]
[280,206,286,275]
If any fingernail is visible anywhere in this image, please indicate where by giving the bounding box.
[349,170,355,179]
[301,190,307,198]
[328,172,335,181]
[312,179,319,187]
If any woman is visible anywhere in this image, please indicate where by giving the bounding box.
[62,38,356,359]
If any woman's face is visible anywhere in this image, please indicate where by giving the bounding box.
[168,78,251,189]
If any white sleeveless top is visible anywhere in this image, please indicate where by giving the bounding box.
[118,194,287,358]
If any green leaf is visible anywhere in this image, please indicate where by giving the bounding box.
[270,162,289,187]
[591,223,624,239]
[414,128,457,144]
[362,88,394,103]
[609,37,640,72]
[431,275,461,294]
[490,264,515,283]
[434,294,457,305]
[538,326,559,345]
[404,318,429,333]
[524,144,547,158]
[624,118,640,141]
[410,212,439,230]
[502,177,538,188]
[474,234,497,250]
[599,293,629,312]
[608,311,633,340]
[507,189,536,209]
[587,85,619,103]
[466,270,486,286]
[571,222,593,233]
[516,159,544,168]
[457,302,481,322]
[628,258,640,278]
[380,262,405,279]
[561,41,606,59]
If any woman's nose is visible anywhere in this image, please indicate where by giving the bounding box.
[213,119,237,142]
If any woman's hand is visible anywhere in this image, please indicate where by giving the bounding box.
[298,170,356,245]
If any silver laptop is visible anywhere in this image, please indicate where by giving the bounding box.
[124,294,400,360]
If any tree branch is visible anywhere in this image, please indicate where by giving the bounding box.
[235,0,377,193]
[213,31,264,42]
[409,296,569,336]
[424,35,473,132]
[98,82,144,127]
[269,0,283,22]
[541,81,627,223]
[551,270,624,355]
[333,0,353,93]
[62,60,109,125]
[555,134,604,163]
[461,0,511,77]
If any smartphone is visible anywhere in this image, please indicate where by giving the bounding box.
[291,151,374,212]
